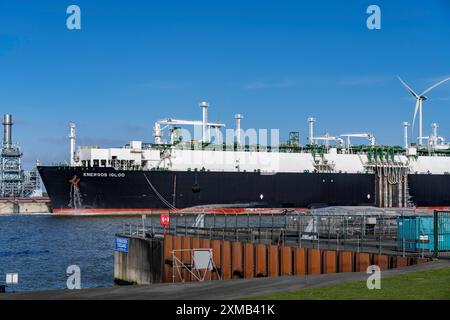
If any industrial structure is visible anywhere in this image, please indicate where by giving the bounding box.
[37,76,450,213]
[0,114,41,198]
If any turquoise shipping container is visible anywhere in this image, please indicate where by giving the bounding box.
[397,216,450,252]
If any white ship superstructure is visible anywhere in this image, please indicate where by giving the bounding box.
[37,76,450,213]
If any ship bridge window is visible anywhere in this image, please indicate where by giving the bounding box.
[93,160,99,167]
[101,160,107,167]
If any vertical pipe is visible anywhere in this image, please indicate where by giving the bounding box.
[389,183,392,208]
[383,176,388,208]
[215,126,220,144]
[378,172,383,207]
[69,122,76,166]
[308,117,315,145]
[3,114,13,148]
[432,123,438,147]
[235,114,243,146]
[403,122,409,149]
[393,181,396,208]
[200,101,209,143]
[404,177,408,207]
[386,182,390,208]
[154,122,162,144]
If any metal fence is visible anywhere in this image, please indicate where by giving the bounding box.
[118,209,442,258]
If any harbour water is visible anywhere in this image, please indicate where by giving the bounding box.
[0,213,281,292]
[0,214,143,292]
[0,209,412,292]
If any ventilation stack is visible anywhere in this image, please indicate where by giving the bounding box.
[3,114,12,148]
[200,101,209,143]
[403,122,409,149]
[69,122,76,166]
[308,117,316,145]
[235,114,243,146]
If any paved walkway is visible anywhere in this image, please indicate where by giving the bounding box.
[2,259,449,300]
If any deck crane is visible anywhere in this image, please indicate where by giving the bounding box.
[154,101,226,144]
[153,119,225,144]
[340,133,376,150]
[313,133,344,149]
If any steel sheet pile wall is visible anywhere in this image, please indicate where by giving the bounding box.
[160,235,430,284]
[114,234,431,285]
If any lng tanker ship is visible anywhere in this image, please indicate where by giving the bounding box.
[38,101,450,213]
[37,76,450,214]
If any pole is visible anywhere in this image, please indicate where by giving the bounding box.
[403,122,409,149]
[403,238,405,257]
[433,210,439,258]
[419,100,423,146]
[200,101,209,143]
[69,122,76,166]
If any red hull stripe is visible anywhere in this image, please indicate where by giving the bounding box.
[52,207,309,215]
[51,206,447,215]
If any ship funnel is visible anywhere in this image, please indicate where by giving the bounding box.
[308,117,316,145]
[200,101,209,143]
[69,122,76,166]
[403,122,410,149]
[235,114,243,145]
[3,114,13,148]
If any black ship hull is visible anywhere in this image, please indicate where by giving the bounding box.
[38,166,376,213]
[37,166,450,213]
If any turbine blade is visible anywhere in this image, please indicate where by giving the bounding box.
[398,76,420,98]
[412,99,419,131]
[420,77,450,96]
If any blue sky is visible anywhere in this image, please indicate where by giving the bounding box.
[1,0,450,168]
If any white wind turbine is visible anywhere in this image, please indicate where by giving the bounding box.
[398,76,450,146]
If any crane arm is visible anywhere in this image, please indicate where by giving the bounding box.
[157,119,225,127]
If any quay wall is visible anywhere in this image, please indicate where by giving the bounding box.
[114,236,163,285]
[0,199,51,214]
[114,234,431,285]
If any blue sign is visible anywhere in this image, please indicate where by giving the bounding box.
[114,237,129,253]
